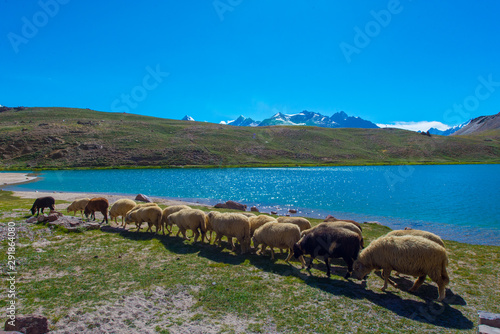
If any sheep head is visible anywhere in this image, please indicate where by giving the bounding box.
[352,260,371,280]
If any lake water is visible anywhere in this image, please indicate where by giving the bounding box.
[5,165,500,246]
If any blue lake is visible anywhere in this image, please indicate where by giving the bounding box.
[5,164,500,246]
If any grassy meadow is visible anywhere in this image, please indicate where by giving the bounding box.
[0,191,499,333]
[1,107,499,169]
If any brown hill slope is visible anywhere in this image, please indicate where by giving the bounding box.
[452,112,500,136]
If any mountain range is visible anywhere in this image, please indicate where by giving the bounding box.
[186,110,379,129]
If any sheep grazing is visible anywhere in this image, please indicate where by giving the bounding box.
[206,211,251,254]
[248,215,277,237]
[276,216,311,232]
[385,229,445,248]
[84,197,109,224]
[302,221,364,248]
[161,205,191,234]
[125,205,163,233]
[109,199,136,227]
[293,225,362,278]
[30,196,55,216]
[352,235,449,301]
[324,216,363,231]
[66,198,90,217]
[167,209,208,242]
[252,222,306,267]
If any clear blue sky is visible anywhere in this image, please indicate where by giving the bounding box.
[1,1,500,130]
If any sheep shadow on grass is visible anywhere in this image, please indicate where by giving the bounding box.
[247,251,473,330]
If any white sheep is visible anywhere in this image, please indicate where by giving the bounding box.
[276,216,312,232]
[66,198,90,217]
[167,209,208,242]
[206,211,251,253]
[248,215,277,237]
[252,222,306,267]
[352,235,449,301]
[109,199,136,227]
[125,205,163,234]
[161,205,192,234]
[385,229,445,247]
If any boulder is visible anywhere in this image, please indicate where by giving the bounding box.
[135,194,152,203]
[25,217,38,224]
[214,200,247,211]
[288,209,297,214]
[250,206,259,212]
[4,314,49,334]
[37,215,48,223]
[47,214,59,222]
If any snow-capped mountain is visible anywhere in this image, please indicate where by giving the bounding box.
[226,115,260,127]
[258,110,378,128]
[182,115,195,121]
[427,121,468,136]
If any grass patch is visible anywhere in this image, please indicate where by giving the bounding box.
[0,193,498,332]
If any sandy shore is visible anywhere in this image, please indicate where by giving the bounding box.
[0,172,38,186]
[10,189,207,208]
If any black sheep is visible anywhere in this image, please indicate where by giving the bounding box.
[293,225,361,278]
[30,196,55,216]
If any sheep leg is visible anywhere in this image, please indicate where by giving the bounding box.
[270,247,275,260]
[228,237,235,251]
[299,255,306,269]
[382,269,397,290]
[180,228,189,240]
[343,256,354,279]
[285,249,294,262]
[409,275,426,292]
[307,256,314,270]
[193,229,200,242]
[325,256,331,277]
[437,283,446,302]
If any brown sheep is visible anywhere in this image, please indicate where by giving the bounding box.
[293,224,362,278]
[84,197,109,224]
[352,235,449,301]
[301,221,364,248]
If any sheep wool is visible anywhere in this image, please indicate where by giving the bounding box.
[206,211,251,254]
[385,229,445,247]
[248,215,277,236]
[109,199,136,227]
[125,205,163,234]
[167,209,208,242]
[276,216,312,232]
[352,235,449,301]
[66,198,90,217]
[161,205,192,234]
[252,222,306,266]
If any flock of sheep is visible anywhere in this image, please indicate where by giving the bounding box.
[33,195,450,302]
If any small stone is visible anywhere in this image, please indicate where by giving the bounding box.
[250,206,259,212]
[479,311,500,328]
[4,314,49,334]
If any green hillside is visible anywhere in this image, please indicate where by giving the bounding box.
[0,107,499,169]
